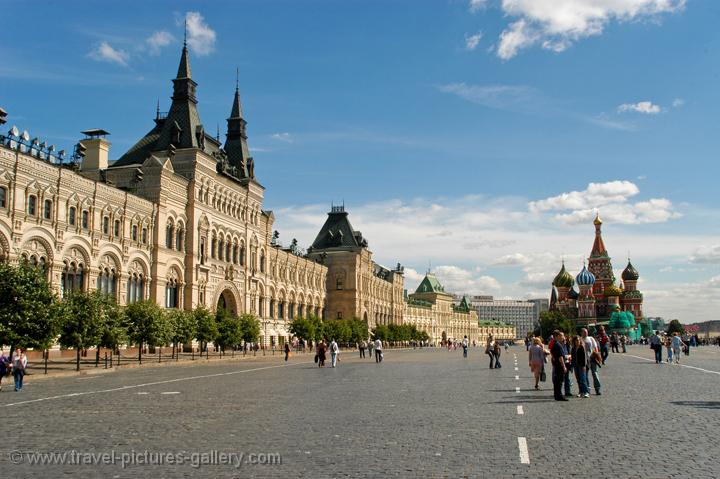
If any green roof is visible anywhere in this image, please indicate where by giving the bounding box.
[415,274,445,294]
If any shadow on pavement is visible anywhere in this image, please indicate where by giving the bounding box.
[670,400,720,410]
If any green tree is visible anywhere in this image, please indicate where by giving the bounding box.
[194,306,218,358]
[0,262,60,352]
[666,319,685,336]
[347,317,369,344]
[166,309,196,358]
[125,300,167,364]
[96,293,127,366]
[534,310,575,338]
[238,313,261,345]
[324,319,351,343]
[288,316,314,342]
[216,309,243,354]
[372,324,390,342]
[58,290,106,371]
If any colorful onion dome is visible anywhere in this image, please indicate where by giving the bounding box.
[622,261,639,281]
[568,287,579,300]
[604,284,623,297]
[576,265,596,286]
[552,263,575,288]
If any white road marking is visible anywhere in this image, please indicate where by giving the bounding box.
[515,387,520,393]
[76,376,101,380]
[136,392,149,395]
[625,354,720,376]
[515,375,519,380]
[161,391,180,395]
[517,405,524,415]
[2,362,312,408]
[514,367,519,371]
[518,437,530,464]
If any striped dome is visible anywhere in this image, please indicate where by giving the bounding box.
[576,265,596,286]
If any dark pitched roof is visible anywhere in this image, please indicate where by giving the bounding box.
[309,207,367,250]
[415,274,445,294]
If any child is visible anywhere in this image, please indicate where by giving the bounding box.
[665,337,673,363]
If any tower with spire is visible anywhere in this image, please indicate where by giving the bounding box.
[224,69,252,178]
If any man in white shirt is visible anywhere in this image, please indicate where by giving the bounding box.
[330,339,339,368]
[581,329,601,396]
[462,335,469,358]
[374,338,383,363]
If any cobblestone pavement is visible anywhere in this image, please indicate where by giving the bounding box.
[0,345,719,478]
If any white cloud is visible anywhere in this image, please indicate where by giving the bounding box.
[146,31,175,55]
[465,31,483,51]
[618,101,662,114]
[690,245,720,264]
[433,265,501,294]
[492,253,531,266]
[672,98,685,108]
[494,0,685,59]
[184,11,216,56]
[529,180,680,225]
[271,132,294,143]
[469,0,489,13]
[87,41,129,67]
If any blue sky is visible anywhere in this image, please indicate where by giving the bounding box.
[1,0,719,320]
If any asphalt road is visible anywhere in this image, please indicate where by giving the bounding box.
[1,344,718,478]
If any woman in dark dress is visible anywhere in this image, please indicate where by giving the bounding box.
[317,341,327,368]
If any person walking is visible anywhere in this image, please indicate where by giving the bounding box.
[493,340,502,368]
[571,336,589,398]
[581,328,601,396]
[665,335,673,364]
[12,348,27,392]
[368,340,374,360]
[485,335,495,369]
[610,332,620,354]
[550,331,568,401]
[620,335,627,353]
[561,335,573,397]
[374,338,383,363]
[0,352,10,391]
[597,326,610,364]
[671,333,686,364]
[462,335,469,358]
[359,340,367,359]
[528,337,547,390]
[330,339,339,368]
[317,341,327,368]
[284,342,290,362]
[650,331,663,364]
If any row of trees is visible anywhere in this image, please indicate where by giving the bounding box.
[288,315,369,344]
[0,262,261,370]
[371,323,430,343]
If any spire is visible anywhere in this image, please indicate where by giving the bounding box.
[155,99,160,120]
[176,41,192,80]
[590,214,607,257]
[224,69,251,176]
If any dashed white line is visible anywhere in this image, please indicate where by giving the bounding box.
[514,367,519,371]
[518,437,530,464]
[136,392,149,395]
[160,391,180,395]
[517,405,524,415]
[515,375,519,380]
[515,387,520,393]
[625,354,720,376]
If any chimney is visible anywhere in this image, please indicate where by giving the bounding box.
[79,129,111,170]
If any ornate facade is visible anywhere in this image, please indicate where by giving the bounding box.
[0,43,327,346]
[549,214,644,327]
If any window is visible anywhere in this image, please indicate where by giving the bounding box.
[114,220,120,237]
[0,187,6,208]
[211,238,217,259]
[200,238,206,265]
[289,303,295,319]
[225,243,231,263]
[81,210,89,229]
[43,199,52,220]
[165,280,179,308]
[175,228,183,251]
[232,245,238,264]
[165,224,173,248]
[28,195,37,216]
[260,252,265,273]
[269,299,275,319]
[68,207,76,225]
[102,217,109,235]
[127,273,144,304]
[141,227,148,244]
[131,225,138,241]
[96,268,117,296]
[278,302,284,320]
[239,246,245,266]
[61,262,84,297]
[337,311,343,319]
[218,240,224,260]
[336,277,344,290]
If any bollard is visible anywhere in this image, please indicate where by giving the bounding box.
[104,352,108,369]
[159,348,162,363]
[44,350,48,375]
[110,352,113,368]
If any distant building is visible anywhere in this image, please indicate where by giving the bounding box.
[458,295,536,339]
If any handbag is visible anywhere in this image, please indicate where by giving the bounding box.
[314,354,318,364]
[540,366,546,382]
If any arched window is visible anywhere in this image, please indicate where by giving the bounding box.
[225,242,231,263]
[165,222,174,248]
[96,267,117,296]
[61,261,84,297]
[68,206,76,226]
[81,210,89,229]
[289,303,295,320]
[200,238,206,265]
[175,226,184,251]
[211,236,217,259]
[114,219,120,237]
[27,195,37,216]
[218,239,224,261]
[165,279,179,308]
[239,245,245,266]
[0,187,6,208]
[131,224,138,241]
[102,216,109,234]
[232,244,238,264]
[260,251,266,273]
[251,249,257,271]
[43,199,52,220]
[278,302,285,320]
[126,261,145,304]
[142,227,148,244]
[269,299,275,319]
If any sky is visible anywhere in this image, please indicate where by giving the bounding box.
[1,0,719,321]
